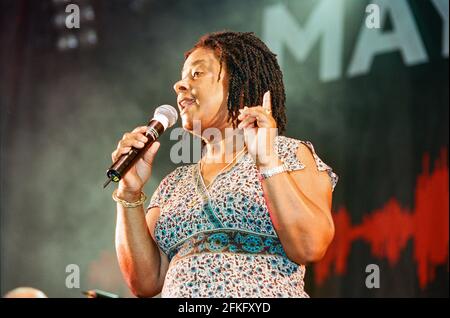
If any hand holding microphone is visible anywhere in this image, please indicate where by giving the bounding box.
[104,105,178,198]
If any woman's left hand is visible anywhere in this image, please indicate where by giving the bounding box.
[237,91,280,168]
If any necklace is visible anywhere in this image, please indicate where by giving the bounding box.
[199,145,248,190]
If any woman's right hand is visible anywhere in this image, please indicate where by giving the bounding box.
[111,126,161,198]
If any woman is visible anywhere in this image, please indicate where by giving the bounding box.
[112,31,338,298]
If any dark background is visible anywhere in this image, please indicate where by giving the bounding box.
[0,0,448,297]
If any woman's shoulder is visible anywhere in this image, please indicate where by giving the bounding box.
[274,135,326,160]
[274,135,307,170]
[158,164,195,186]
[274,135,314,149]
[274,135,304,152]
[147,164,195,210]
[274,135,339,191]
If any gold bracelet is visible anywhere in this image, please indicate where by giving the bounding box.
[112,189,147,208]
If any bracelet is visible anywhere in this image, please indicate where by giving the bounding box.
[112,189,147,208]
[259,163,287,179]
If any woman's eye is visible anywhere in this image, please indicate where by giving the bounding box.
[192,71,202,78]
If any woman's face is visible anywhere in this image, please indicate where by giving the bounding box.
[173,47,230,134]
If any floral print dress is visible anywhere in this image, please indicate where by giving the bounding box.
[146,135,338,297]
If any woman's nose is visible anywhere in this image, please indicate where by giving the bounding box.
[173,80,189,94]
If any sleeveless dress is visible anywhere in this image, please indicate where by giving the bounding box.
[146,135,338,297]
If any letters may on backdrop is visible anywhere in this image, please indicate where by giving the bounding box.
[263,0,449,82]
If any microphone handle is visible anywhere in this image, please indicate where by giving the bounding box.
[104,120,164,187]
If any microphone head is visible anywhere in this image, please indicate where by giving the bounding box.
[153,104,178,130]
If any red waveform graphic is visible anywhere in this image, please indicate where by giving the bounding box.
[315,149,449,288]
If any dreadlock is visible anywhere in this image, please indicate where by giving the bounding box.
[185,31,287,135]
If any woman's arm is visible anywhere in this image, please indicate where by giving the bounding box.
[145,206,170,293]
[238,91,334,264]
[115,195,167,297]
[259,143,335,264]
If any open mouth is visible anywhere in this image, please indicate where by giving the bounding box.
[178,97,196,114]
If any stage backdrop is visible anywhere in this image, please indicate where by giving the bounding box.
[1,0,448,297]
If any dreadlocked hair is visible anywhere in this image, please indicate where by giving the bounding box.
[185,31,287,135]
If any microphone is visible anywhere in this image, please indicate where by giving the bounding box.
[82,289,119,298]
[103,104,178,188]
